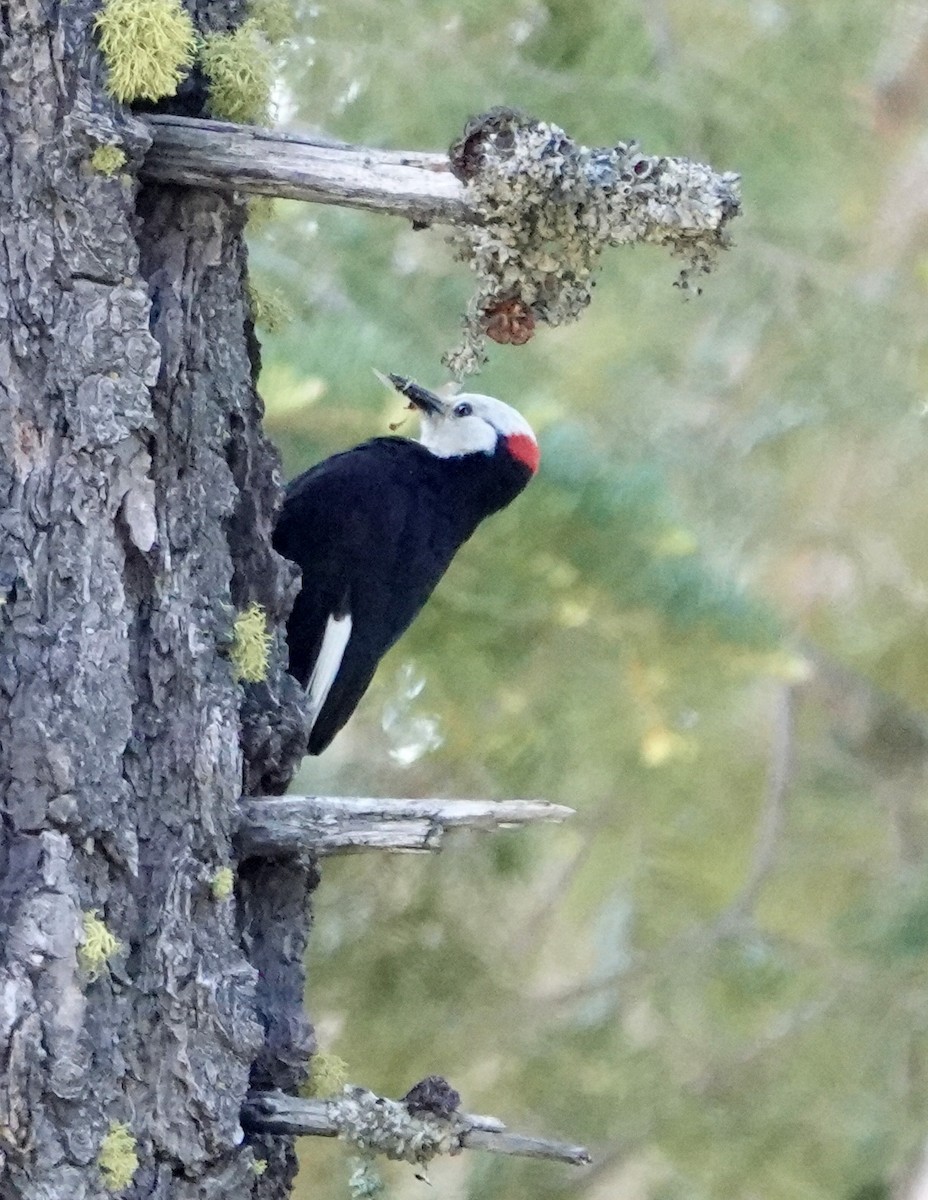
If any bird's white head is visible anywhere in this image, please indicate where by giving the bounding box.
[378,372,540,475]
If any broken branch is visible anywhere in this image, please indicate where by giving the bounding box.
[241,1088,591,1167]
[141,109,741,377]
[141,115,468,225]
[235,795,575,857]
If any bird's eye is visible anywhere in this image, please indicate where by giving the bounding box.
[453,402,473,418]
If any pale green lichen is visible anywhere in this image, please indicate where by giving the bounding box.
[79,911,121,981]
[247,195,277,231]
[210,866,234,900]
[247,280,293,332]
[301,1053,350,1098]
[201,20,272,124]
[332,1086,462,1165]
[90,145,128,176]
[94,0,196,103]
[249,0,295,44]
[97,1121,139,1191]
[444,109,741,377]
[348,1156,386,1198]
[230,602,272,682]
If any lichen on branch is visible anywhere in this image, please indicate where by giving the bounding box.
[443,108,742,377]
[331,1086,463,1165]
[302,1051,350,1098]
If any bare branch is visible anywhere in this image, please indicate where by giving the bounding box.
[141,115,469,225]
[461,1126,591,1165]
[235,795,575,857]
[241,1089,591,1167]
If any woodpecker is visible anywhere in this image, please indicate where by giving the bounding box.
[273,373,540,755]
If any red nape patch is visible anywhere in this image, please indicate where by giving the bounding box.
[505,432,540,474]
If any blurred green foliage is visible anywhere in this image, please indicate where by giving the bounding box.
[248,2,928,1197]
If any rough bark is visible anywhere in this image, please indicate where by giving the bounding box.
[0,1,310,1196]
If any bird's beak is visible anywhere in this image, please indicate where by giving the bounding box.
[376,371,446,417]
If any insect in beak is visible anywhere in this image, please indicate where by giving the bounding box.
[374,369,446,417]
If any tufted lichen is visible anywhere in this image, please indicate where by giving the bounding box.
[348,1157,386,1198]
[247,279,293,333]
[247,195,277,231]
[249,0,295,44]
[97,1121,139,1191]
[330,1086,464,1166]
[301,1052,350,1098]
[201,19,272,124]
[210,865,234,900]
[443,108,741,377]
[79,911,121,981]
[94,0,196,103]
[230,601,272,682]
[90,145,128,176]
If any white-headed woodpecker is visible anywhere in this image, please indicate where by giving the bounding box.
[273,373,540,755]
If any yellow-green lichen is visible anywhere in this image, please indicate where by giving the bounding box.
[249,0,295,44]
[301,1052,350,1098]
[94,0,196,103]
[230,601,272,682]
[200,20,272,124]
[97,1121,139,1191]
[210,866,235,900]
[247,280,293,333]
[252,1157,268,1176]
[90,145,128,176]
[247,195,277,231]
[79,911,121,981]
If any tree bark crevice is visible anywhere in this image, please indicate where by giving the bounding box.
[0,5,312,1194]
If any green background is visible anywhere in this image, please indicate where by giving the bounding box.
[249,3,928,1197]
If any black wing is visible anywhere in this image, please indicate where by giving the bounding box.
[273,438,465,754]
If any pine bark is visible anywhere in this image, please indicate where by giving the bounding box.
[0,1,310,1196]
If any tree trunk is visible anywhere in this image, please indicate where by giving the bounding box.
[0,1,310,1196]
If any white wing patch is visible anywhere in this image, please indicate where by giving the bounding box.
[306,611,352,732]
